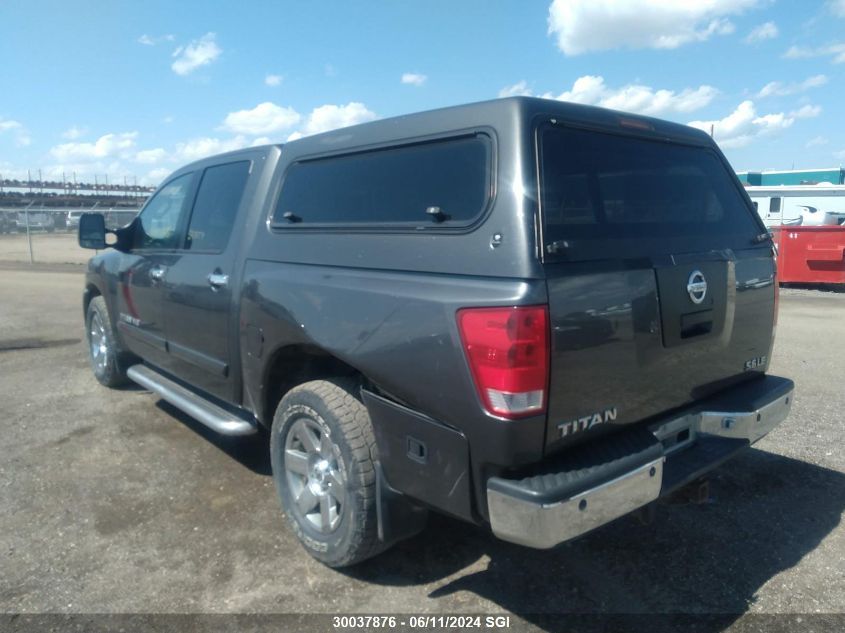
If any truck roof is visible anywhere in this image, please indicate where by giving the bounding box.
[183,97,714,172]
[280,97,712,157]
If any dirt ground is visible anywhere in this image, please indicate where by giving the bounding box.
[0,232,93,266]
[0,265,843,632]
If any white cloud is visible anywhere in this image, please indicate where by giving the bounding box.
[265,73,283,87]
[174,136,249,162]
[0,161,29,180]
[541,75,717,116]
[783,43,845,64]
[134,148,168,164]
[790,104,822,119]
[0,117,31,147]
[806,136,829,148]
[145,167,171,185]
[0,120,22,133]
[835,149,845,160]
[757,74,828,98]
[50,132,138,161]
[688,101,802,149]
[139,33,174,46]
[783,46,808,59]
[499,81,532,97]
[222,102,301,136]
[172,33,221,75]
[401,72,427,86]
[829,0,845,17]
[547,0,757,55]
[287,102,378,141]
[61,126,87,140]
[745,21,778,43]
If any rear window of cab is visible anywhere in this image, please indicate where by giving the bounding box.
[271,134,492,229]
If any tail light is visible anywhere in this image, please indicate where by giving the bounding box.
[457,305,549,419]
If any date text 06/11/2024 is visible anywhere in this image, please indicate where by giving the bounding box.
[332,615,512,629]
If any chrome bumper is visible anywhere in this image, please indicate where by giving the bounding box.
[487,379,793,549]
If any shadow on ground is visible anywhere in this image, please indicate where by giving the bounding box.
[347,449,844,631]
[155,400,272,476]
[157,403,843,631]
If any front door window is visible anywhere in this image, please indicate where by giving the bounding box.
[133,173,193,250]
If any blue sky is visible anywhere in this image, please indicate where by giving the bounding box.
[1,0,843,185]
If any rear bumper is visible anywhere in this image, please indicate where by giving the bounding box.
[487,375,793,549]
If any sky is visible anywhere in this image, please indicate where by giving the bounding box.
[0,0,844,186]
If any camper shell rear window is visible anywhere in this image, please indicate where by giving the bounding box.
[538,124,762,261]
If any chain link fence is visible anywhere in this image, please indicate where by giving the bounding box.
[0,204,141,265]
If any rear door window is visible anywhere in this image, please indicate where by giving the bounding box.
[185,161,251,252]
[539,125,761,261]
[272,135,491,227]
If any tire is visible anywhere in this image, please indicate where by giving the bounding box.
[270,378,387,567]
[85,296,130,387]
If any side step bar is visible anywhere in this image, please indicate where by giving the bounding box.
[127,364,257,436]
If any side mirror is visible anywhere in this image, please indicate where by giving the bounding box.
[78,213,107,250]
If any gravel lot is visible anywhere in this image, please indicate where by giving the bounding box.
[0,265,843,631]
[0,232,92,266]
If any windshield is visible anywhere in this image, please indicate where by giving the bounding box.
[538,125,762,261]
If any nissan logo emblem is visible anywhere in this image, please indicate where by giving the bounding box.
[687,270,707,304]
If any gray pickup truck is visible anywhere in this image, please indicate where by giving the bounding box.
[79,97,793,567]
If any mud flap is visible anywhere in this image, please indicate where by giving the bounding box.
[375,462,429,545]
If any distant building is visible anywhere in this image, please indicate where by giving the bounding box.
[736,167,845,186]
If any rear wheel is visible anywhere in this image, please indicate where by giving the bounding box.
[86,296,130,387]
[270,378,386,567]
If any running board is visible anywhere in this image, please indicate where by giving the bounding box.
[127,365,257,436]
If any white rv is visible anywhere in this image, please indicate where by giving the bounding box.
[746,184,845,227]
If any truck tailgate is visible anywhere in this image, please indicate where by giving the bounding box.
[544,251,775,452]
[537,123,775,453]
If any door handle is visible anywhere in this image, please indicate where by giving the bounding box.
[207,272,229,291]
[149,266,166,283]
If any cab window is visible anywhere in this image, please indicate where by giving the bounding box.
[133,173,194,250]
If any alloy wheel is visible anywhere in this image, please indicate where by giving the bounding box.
[284,417,346,533]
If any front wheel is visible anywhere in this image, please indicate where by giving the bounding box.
[86,296,130,387]
[270,378,387,567]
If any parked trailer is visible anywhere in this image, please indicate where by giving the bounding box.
[744,185,845,284]
[746,184,845,227]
